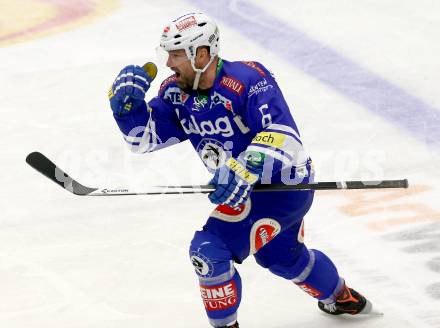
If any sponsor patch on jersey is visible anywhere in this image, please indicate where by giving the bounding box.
[220,76,245,95]
[248,78,274,98]
[296,283,322,298]
[241,61,266,76]
[159,75,178,95]
[200,281,238,311]
[251,131,286,149]
[245,150,266,168]
[176,15,197,31]
[190,251,214,277]
[197,138,229,172]
[250,218,281,254]
[164,87,189,105]
[175,108,235,137]
[210,91,233,111]
[210,199,251,222]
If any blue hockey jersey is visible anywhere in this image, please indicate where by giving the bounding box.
[113,59,313,185]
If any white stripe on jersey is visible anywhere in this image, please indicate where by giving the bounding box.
[267,123,301,141]
[124,135,142,143]
[247,144,307,167]
[278,133,307,161]
[137,119,158,153]
[124,116,158,153]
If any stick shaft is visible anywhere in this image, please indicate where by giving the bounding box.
[163,180,408,193]
[26,151,409,196]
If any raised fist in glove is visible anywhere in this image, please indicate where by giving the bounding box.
[109,63,157,116]
[208,157,262,208]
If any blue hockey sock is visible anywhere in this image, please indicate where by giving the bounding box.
[268,247,342,301]
[291,249,343,301]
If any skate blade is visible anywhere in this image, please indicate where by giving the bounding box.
[359,300,384,316]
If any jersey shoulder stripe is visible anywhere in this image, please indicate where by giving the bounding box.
[240,61,267,77]
[222,60,269,81]
[158,74,178,95]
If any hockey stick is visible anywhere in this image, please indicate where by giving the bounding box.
[25,151,409,196]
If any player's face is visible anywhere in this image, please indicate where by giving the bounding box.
[166,49,195,89]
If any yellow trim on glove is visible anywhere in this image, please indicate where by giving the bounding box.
[226,158,259,184]
[108,86,114,99]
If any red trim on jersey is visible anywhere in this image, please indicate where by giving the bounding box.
[241,61,266,77]
[159,74,178,95]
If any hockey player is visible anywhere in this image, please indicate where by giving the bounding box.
[108,12,373,328]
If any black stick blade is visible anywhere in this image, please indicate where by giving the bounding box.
[345,179,409,189]
[25,152,98,195]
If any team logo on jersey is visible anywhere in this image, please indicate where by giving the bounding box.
[220,76,245,95]
[211,199,252,222]
[197,139,230,172]
[200,281,238,311]
[164,87,189,105]
[241,61,266,76]
[192,96,208,111]
[250,218,281,254]
[175,108,235,137]
[190,251,214,277]
[210,91,233,111]
[248,78,273,98]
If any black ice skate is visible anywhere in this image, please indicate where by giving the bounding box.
[318,284,374,315]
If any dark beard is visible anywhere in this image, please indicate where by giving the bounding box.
[177,78,193,90]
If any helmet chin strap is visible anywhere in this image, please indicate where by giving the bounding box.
[190,56,215,90]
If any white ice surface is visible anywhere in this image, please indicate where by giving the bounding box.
[1,0,440,327]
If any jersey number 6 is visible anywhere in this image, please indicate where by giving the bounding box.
[258,104,272,128]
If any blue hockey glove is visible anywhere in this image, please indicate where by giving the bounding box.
[109,63,157,116]
[209,157,262,207]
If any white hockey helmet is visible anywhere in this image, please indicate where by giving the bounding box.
[160,12,220,60]
[159,12,220,89]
